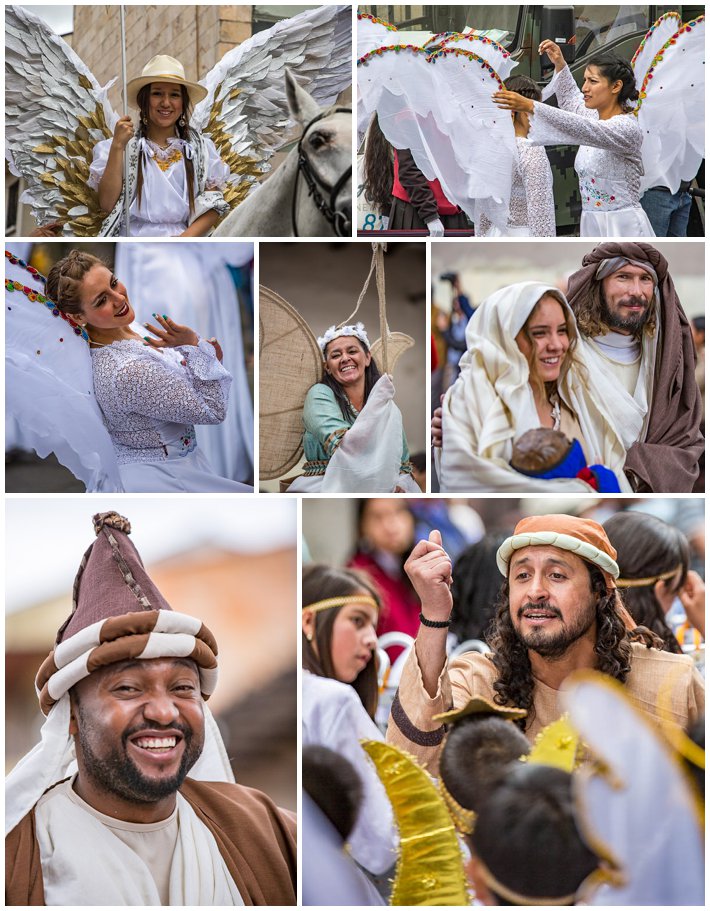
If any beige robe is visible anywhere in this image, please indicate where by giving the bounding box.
[387,641,704,775]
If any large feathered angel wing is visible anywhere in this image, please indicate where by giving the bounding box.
[5,5,118,235]
[192,5,351,211]
[632,13,705,193]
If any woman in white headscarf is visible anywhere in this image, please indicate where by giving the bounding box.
[438,282,631,492]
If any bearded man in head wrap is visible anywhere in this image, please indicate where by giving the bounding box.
[387,517,704,774]
[6,512,296,906]
[566,241,703,493]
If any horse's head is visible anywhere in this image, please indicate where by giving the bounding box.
[285,69,352,236]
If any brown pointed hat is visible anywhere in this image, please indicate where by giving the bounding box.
[35,512,218,716]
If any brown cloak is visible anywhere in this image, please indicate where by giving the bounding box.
[566,242,703,492]
[5,778,296,906]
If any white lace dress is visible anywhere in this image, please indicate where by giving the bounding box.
[88,136,229,236]
[91,338,252,492]
[478,137,556,237]
[528,66,655,237]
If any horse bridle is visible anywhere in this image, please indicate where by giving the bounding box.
[292,107,352,237]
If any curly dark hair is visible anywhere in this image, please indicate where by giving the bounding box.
[362,113,394,215]
[486,564,633,730]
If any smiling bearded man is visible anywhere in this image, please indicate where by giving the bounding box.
[5,512,296,906]
[387,516,704,775]
[566,242,703,493]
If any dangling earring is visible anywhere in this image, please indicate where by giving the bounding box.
[141,114,148,126]
[178,115,186,128]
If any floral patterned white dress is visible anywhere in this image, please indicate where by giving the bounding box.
[528,65,655,237]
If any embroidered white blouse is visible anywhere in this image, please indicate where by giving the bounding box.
[528,65,655,239]
[88,136,229,236]
[91,338,232,465]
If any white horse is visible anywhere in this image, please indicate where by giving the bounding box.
[214,71,352,237]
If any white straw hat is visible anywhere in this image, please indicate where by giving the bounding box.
[126,54,207,107]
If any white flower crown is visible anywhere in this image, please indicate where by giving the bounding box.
[317,322,371,355]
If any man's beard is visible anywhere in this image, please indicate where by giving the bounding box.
[75,709,204,804]
[514,599,596,659]
[600,294,651,335]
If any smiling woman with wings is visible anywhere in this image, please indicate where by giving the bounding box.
[5,4,351,236]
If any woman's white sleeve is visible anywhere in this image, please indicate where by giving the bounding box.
[542,65,590,116]
[87,138,112,191]
[100,340,232,425]
[203,135,230,190]
[529,101,641,156]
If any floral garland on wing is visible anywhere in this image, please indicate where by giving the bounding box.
[630,11,682,67]
[436,30,511,59]
[427,46,504,87]
[634,15,704,113]
[357,43,428,66]
[5,249,89,342]
[357,11,397,31]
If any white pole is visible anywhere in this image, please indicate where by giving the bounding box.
[119,5,130,236]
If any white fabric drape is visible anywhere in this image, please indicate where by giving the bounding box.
[115,243,254,484]
[35,785,243,905]
[439,282,632,492]
[291,375,416,493]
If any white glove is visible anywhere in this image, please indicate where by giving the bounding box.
[380,215,390,230]
[426,217,445,237]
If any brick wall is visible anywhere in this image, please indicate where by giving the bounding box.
[69,5,252,113]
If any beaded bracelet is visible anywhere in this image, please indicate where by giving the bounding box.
[419,612,451,628]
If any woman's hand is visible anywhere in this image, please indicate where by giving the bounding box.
[31,220,64,237]
[538,38,566,72]
[112,115,134,151]
[493,89,535,114]
[144,314,199,350]
[206,337,224,362]
[404,530,453,622]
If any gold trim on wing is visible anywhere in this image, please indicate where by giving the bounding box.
[361,740,469,906]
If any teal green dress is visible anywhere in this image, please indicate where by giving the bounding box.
[302,383,412,478]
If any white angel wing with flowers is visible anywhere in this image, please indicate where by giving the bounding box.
[357,12,519,231]
[631,12,705,193]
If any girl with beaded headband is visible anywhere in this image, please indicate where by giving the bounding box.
[301,564,398,889]
[35,249,252,493]
[288,320,418,493]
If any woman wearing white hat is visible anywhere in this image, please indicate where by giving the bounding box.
[88,55,230,237]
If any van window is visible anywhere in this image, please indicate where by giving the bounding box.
[362,6,521,46]
[574,5,650,57]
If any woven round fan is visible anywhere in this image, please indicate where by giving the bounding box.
[259,286,322,480]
